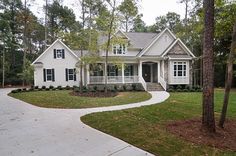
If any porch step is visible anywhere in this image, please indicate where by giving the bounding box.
[146,83,164,91]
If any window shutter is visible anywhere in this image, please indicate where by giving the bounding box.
[115,66,118,76]
[131,65,133,75]
[54,49,56,58]
[43,69,46,82]
[65,68,68,81]
[52,69,55,82]
[107,65,110,76]
[74,68,76,81]
[62,49,65,59]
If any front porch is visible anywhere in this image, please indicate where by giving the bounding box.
[86,62,167,91]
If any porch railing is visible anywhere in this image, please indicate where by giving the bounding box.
[159,76,167,90]
[139,76,147,91]
[90,76,139,84]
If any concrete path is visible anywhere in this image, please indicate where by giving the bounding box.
[0,88,169,156]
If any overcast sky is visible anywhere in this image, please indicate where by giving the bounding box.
[30,0,186,26]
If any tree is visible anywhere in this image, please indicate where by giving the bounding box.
[219,20,236,128]
[131,14,147,32]
[202,0,215,133]
[118,0,138,32]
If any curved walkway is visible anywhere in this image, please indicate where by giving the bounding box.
[0,88,169,156]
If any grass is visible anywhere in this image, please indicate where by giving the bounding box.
[9,90,151,108]
[81,89,236,156]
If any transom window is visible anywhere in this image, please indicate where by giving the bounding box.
[113,44,126,55]
[174,62,186,77]
[46,69,53,81]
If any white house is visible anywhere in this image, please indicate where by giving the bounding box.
[32,28,196,91]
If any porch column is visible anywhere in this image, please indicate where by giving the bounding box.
[122,63,125,83]
[157,61,160,83]
[86,64,90,85]
[139,60,142,82]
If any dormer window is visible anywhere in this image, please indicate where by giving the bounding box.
[113,44,126,55]
[54,49,65,59]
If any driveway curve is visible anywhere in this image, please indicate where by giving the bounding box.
[0,88,169,156]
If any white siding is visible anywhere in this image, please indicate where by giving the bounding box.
[144,31,175,56]
[34,42,79,87]
[168,60,190,85]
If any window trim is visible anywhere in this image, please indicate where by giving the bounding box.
[173,61,187,77]
[113,44,127,55]
[46,69,53,81]
[56,49,63,59]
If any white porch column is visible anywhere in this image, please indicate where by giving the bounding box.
[86,64,90,85]
[122,63,125,83]
[157,61,160,83]
[139,60,142,82]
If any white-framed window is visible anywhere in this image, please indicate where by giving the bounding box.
[125,65,133,76]
[54,49,65,59]
[113,44,126,55]
[68,69,74,80]
[56,49,63,58]
[108,65,118,76]
[174,62,187,77]
[46,69,53,81]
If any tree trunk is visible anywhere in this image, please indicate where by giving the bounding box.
[105,1,116,93]
[80,49,83,93]
[219,21,236,128]
[2,48,5,88]
[202,0,216,133]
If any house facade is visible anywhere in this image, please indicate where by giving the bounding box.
[32,28,195,91]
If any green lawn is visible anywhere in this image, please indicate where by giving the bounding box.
[9,90,151,108]
[82,90,236,156]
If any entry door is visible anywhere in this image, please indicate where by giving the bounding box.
[142,64,151,82]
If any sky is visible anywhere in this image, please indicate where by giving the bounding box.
[30,0,186,26]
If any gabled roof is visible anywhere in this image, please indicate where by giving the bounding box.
[161,38,196,58]
[137,28,177,57]
[32,39,79,65]
[97,31,159,49]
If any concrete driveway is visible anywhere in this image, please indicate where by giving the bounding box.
[0,88,169,156]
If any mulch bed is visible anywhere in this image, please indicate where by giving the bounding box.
[166,118,236,151]
[70,91,118,97]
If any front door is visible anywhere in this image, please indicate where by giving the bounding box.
[142,64,151,82]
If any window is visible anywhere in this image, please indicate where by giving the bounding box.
[65,68,76,81]
[91,64,103,76]
[43,68,55,82]
[108,65,118,76]
[174,62,186,77]
[113,44,126,55]
[54,49,65,59]
[125,65,133,76]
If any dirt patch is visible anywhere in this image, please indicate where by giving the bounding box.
[71,91,118,97]
[166,118,236,151]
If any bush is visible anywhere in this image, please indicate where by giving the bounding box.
[183,89,189,92]
[176,88,182,92]
[45,88,50,91]
[38,88,42,91]
[42,86,46,89]
[29,88,34,91]
[22,88,27,91]
[65,85,71,90]
[93,85,98,91]
[114,85,118,91]
[123,85,127,91]
[49,85,54,89]
[16,88,22,92]
[34,86,39,89]
[57,86,62,90]
[52,88,57,90]
[91,89,96,93]
[11,89,18,93]
[73,85,77,89]
[30,85,34,89]
[131,84,137,91]
[176,85,182,90]
[168,88,174,92]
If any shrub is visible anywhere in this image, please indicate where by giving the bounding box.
[16,88,22,92]
[183,89,189,92]
[91,89,96,93]
[114,85,118,91]
[38,88,42,91]
[176,88,182,92]
[73,85,77,89]
[57,86,62,90]
[82,89,88,93]
[34,86,39,89]
[29,88,34,91]
[30,85,34,89]
[168,88,174,92]
[65,85,71,90]
[93,85,98,91]
[11,89,18,93]
[176,85,182,90]
[42,86,46,89]
[22,88,27,91]
[52,88,56,90]
[131,84,136,91]
[123,85,127,91]
[45,88,50,91]
[49,85,54,89]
